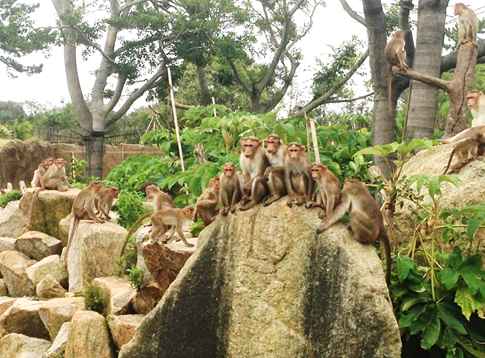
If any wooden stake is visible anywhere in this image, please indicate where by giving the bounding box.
[304,109,320,163]
[211,97,217,116]
[167,67,185,172]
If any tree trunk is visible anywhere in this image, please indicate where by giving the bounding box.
[197,65,212,106]
[404,0,449,142]
[362,0,395,177]
[85,135,105,179]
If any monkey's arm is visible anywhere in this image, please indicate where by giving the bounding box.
[317,191,351,233]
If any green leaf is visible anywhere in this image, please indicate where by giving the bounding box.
[420,306,441,350]
[438,267,460,290]
[397,255,417,282]
[399,304,427,327]
[467,217,485,241]
[428,176,441,198]
[455,281,485,320]
[407,174,430,194]
[437,174,461,187]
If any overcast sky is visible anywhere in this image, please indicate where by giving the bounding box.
[0,0,483,112]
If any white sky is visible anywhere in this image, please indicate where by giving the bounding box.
[0,0,482,111]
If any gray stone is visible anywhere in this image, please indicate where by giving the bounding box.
[0,201,27,239]
[92,277,136,316]
[0,251,36,297]
[39,297,86,341]
[36,274,67,299]
[0,297,50,340]
[0,237,16,253]
[106,314,144,350]
[119,201,401,358]
[15,231,62,260]
[41,322,70,358]
[26,255,67,286]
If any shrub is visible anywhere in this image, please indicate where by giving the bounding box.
[0,189,22,207]
[77,284,106,315]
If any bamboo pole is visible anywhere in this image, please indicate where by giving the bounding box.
[167,67,185,172]
[304,109,320,163]
[211,97,217,116]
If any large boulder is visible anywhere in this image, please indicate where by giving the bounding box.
[39,297,86,341]
[0,237,16,253]
[41,322,70,358]
[67,221,127,293]
[65,310,115,358]
[20,188,79,239]
[15,231,63,260]
[0,251,36,297]
[0,297,50,340]
[0,333,51,358]
[26,255,68,287]
[0,201,27,238]
[395,143,485,244]
[119,201,401,358]
[36,274,67,299]
[106,314,144,350]
[92,277,136,316]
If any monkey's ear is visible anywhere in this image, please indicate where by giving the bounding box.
[300,146,306,151]
[480,91,484,95]
[280,139,284,145]
[258,141,263,147]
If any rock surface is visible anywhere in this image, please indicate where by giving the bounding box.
[65,310,115,358]
[0,251,36,297]
[0,201,27,238]
[0,237,16,253]
[39,297,86,341]
[106,314,144,350]
[36,274,67,298]
[26,255,67,287]
[0,333,51,358]
[119,200,401,358]
[41,322,70,358]
[67,221,127,293]
[15,231,63,260]
[0,298,50,340]
[92,277,136,316]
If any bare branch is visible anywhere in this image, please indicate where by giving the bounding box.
[339,0,366,26]
[120,0,151,12]
[325,92,374,103]
[105,74,127,114]
[228,60,251,94]
[393,66,452,93]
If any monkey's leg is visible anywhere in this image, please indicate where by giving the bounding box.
[230,186,241,213]
[264,172,286,206]
[176,228,194,247]
[240,178,268,211]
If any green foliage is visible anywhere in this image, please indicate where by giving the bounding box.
[0,101,25,124]
[67,157,86,183]
[125,267,145,291]
[77,284,106,315]
[9,119,33,140]
[112,190,151,230]
[116,236,137,277]
[0,189,22,207]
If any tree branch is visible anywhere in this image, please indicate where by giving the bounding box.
[441,39,485,73]
[393,66,452,93]
[227,59,251,94]
[339,0,366,26]
[326,92,374,103]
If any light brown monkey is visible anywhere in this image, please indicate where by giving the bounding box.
[318,179,391,284]
[64,181,104,263]
[466,91,485,127]
[94,187,119,220]
[306,163,341,217]
[193,176,220,225]
[439,125,485,144]
[31,162,49,188]
[385,29,410,115]
[443,133,484,174]
[284,142,314,207]
[263,134,288,206]
[145,185,175,211]
[120,206,195,256]
[455,3,478,46]
[239,136,270,210]
[219,163,242,216]
[137,181,159,195]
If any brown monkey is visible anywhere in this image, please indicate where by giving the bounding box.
[455,3,478,46]
[443,134,484,174]
[466,91,485,127]
[306,163,341,217]
[385,29,409,115]
[285,142,314,207]
[439,125,485,144]
[121,206,195,256]
[239,136,270,210]
[193,176,220,225]
[318,179,391,284]
[137,181,159,195]
[95,187,119,220]
[219,163,242,216]
[64,181,105,263]
[31,161,50,188]
[145,185,175,211]
[263,134,288,206]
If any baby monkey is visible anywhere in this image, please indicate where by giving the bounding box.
[306,163,341,217]
[443,133,484,174]
[385,29,409,115]
[318,179,391,284]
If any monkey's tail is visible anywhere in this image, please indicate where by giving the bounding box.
[120,211,155,257]
[379,228,392,285]
[27,187,43,230]
[65,216,79,264]
[443,148,456,175]
[388,65,393,116]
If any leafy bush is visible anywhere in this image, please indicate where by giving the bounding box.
[116,236,137,277]
[0,189,22,207]
[67,157,87,183]
[9,119,33,140]
[125,266,145,291]
[112,190,151,229]
[77,284,106,315]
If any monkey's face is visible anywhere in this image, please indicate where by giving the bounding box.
[466,92,481,108]
[223,164,237,178]
[110,188,119,198]
[145,185,160,196]
[310,164,326,179]
[242,140,259,158]
[287,144,303,159]
[265,137,281,154]
[54,159,66,168]
[210,177,220,188]
[454,3,465,15]
[90,181,102,192]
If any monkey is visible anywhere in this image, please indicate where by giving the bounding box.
[262,134,288,206]
[466,91,485,127]
[284,142,314,207]
[239,136,270,211]
[306,163,341,217]
[454,3,478,46]
[443,133,484,174]
[28,158,71,229]
[438,125,485,145]
[145,185,175,211]
[193,176,221,225]
[137,181,159,195]
[120,206,195,256]
[31,157,55,188]
[219,163,242,216]
[94,187,119,220]
[64,181,105,263]
[317,178,391,284]
[385,29,410,115]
